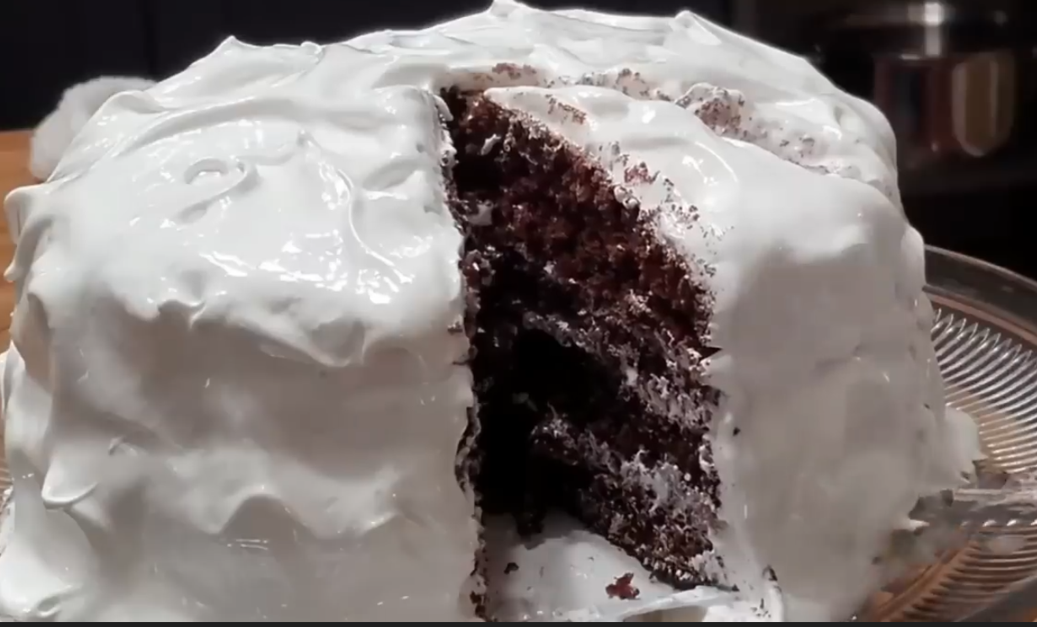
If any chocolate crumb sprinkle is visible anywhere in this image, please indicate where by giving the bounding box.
[606,573,641,600]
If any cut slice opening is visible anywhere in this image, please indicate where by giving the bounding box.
[442,88,723,612]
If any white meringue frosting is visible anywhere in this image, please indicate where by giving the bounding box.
[0,0,979,621]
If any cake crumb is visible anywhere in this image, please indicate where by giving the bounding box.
[504,562,519,575]
[606,573,640,600]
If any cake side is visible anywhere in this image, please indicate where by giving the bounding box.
[484,83,981,619]
[0,54,479,621]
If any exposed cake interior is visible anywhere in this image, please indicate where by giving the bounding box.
[443,90,723,596]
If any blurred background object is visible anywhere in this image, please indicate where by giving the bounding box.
[810,0,1037,173]
[1,0,1034,277]
[733,0,1037,284]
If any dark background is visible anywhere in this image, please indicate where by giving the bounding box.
[0,0,727,131]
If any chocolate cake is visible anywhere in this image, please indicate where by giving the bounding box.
[445,90,722,590]
[1,2,986,621]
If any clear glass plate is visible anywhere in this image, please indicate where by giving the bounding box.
[862,246,1037,622]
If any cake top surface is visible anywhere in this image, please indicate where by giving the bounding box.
[8,0,905,372]
[1,0,978,622]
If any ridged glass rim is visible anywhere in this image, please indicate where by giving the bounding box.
[866,246,1037,622]
[925,246,1037,347]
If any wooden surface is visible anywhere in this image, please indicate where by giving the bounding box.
[0,131,30,350]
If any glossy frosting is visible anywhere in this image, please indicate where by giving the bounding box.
[0,0,979,621]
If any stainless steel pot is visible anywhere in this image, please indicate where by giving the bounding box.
[809,0,1037,170]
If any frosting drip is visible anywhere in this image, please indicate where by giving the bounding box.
[0,0,978,621]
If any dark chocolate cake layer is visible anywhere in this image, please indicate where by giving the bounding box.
[443,90,721,592]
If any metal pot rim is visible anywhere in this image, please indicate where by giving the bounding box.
[809,0,1037,56]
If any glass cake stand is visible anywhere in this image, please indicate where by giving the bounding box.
[1,246,1037,622]
[859,246,1037,622]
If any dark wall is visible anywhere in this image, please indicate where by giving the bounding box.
[0,0,728,131]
